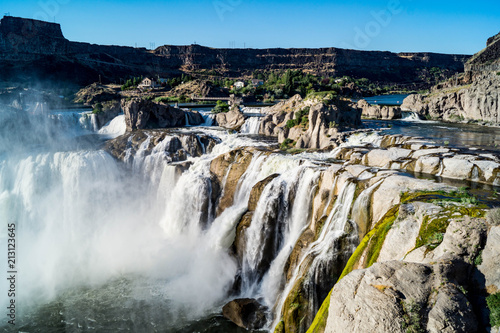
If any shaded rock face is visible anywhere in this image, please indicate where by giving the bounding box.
[222,298,268,330]
[215,106,246,130]
[357,99,401,120]
[104,129,219,163]
[96,100,121,128]
[260,95,362,149]
[326,260,478,333]
[122,98,188,131]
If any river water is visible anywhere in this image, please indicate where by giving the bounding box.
[1,104,499,333]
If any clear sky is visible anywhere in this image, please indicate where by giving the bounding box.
[2,0,499,54]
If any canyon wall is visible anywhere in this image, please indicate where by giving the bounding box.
[0,16,470,86]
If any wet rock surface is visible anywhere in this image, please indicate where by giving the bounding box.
[222,298,268,330]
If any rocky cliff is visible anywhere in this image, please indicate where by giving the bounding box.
[259,94,362,149]
[0,16,470,86]
[401,32,500,125]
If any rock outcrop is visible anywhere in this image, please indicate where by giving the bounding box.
[122,98,200,131]
[260,94,362,149]
[326,260,478,333]
[104,129,219,163]
[401,32,500,125]
[357,99,401,120]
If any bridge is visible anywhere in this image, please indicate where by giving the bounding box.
[191,94,243,105]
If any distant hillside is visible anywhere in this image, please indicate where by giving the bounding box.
[0,16,471,86]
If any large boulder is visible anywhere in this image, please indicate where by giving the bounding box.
[326,260,478,333]
[122,97,186,131]
[222,298,268,330]
[215,106,245,130]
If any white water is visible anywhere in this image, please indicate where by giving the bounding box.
[240,117,262,134]
[401,111,423,122]
[98,114,126,137]
[0,103,376,331]
[48,109,98,133]
[270,180,358,331]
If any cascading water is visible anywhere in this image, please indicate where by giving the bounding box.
[98,114,126,137]
[0,102,371,332]
[240,117,262,134]
[270,180,358,331]
[401,111,423,122]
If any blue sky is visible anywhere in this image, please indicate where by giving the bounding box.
[2,0,499,54]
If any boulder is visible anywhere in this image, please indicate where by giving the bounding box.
[215,106,245,130]
[222,298,268,330]
[122,98,185,131]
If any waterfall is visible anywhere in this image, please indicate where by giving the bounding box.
[270,180,358,331]
[98,114,126,137]
[240,117,262,134]
[0,100,372,332]
[401,111,423,122]
[48,109,97,133]
[342,131,383,147]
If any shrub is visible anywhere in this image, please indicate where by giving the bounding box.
[286,119,297,129]
[329,121,338,128]
[92,102,103,114]
[280,138,294,150]
[487,208,500,226]
[213,100,229,113]
[487,292,500,328]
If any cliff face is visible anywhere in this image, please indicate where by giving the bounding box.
[402,32,500,124]
[0,16,470,86]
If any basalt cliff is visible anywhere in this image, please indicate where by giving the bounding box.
[400,32,500,125]
[0,16,470,86]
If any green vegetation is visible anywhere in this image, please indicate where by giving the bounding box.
[474,250,483,266]
[280,138,294,150]
[402,300,425,333]
[496,72,500,75]
[92,102,103,114]
[212,100,229,113]
[286,107,310,129]
[400,188,484,252]
[329,121,338,128]
[487,292,500,328]
[487,208,500,226]
[155,95,191,104]
[339,205,399,281]
[121,76,143,90]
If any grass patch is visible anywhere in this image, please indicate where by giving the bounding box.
[487,292,500,328]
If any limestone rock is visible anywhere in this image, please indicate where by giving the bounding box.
[222,298,268,330]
